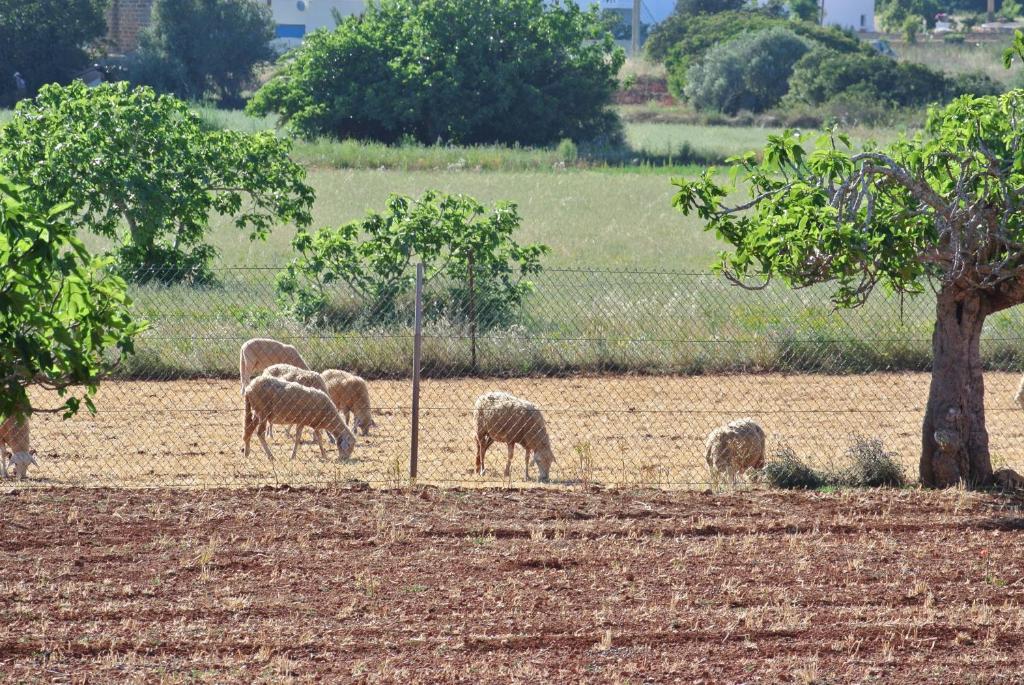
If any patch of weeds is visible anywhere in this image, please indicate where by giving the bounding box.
[760,447,825,490]
[841,436,906,487]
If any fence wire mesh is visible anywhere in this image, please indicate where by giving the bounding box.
[14,266,1024,488]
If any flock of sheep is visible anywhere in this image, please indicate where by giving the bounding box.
[0,334,772,483]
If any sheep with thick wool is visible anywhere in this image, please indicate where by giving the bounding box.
[705,418,766,480]
[243,376,356,462]
[322,369,375,435]
[0,415,35,480]
[474,391,554,482]
[261,363,330,443]
[239,338,309,396]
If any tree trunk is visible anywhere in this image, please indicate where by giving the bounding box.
[920,287,993,487]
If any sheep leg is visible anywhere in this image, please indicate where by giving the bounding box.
[243,405,256,458]
[504,442,514,479]
[314,429,327,460]
[290,428,301,461]
[524,447,532,481]
[257,422,274,462]
[0,451,7,479]
[476,434,493,475]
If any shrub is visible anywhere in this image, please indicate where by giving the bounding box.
[822,85,898,127]
[0,82,314,282]
[131,0,275,107]
[841,437,906,487]
[786,47,951,109]
[248,0,624,147]
[760,448,826,490]
[684,28,810,114]
[275,191,549,329]
[0,0,107,105]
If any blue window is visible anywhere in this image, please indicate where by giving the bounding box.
[275,24,306,39]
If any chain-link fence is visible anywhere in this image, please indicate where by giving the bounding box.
[16,265,1024,488]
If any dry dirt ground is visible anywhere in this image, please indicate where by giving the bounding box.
[3,487,1024,683]
[20,372,1024,488]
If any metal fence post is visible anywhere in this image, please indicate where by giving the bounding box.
[410,263,424,480]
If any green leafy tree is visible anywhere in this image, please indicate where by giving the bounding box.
[876,0,941,30]
[651,10,867,94]
[276,191,549,334]
[131,0,275,107]
[0,176,145,423]
[248,0,624,146]
[671,83,1024,487]
[0,82,314,283]
[684,28,810,114]
[0,0,108,105]
[673,0,747,13]
[788,0,821,21]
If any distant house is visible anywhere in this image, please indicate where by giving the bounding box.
[821,0,875,32]
[268,0,366,51]
[552,0,675,26]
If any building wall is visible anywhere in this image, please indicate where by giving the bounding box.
[106,0,155,53]
[269,0,366,50]
[822,0,875,32]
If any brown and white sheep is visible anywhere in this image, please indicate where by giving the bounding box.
[705,418,766,481]
[474,391,554,482]
[0,415,35,480]
[322,369,375,435]
[239,338,309,396]
[243,376,356,462]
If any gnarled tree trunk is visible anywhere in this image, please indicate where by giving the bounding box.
[920,287,993,487]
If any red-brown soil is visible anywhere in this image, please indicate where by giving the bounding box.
[3,487,1024,682]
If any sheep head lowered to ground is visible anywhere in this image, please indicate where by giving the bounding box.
[705,418,766,481]
[243,376,355,462]
[474,391,554,482]
[0,415,36,480]
[239,338,309,396]
[322,369,375,435]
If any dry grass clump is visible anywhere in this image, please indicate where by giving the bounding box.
[762,437,906,490]
[760,447,825,490]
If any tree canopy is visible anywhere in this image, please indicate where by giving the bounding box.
[0,82,315,282]
[131,0,275,106]
[672,85,1024,486]
[0,175,144,422]
[248,0,625,146]
[0,0,107,104]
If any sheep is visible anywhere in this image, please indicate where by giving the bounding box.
[0,415,36,480]
[243,376,356,463]
[261,363,330,443]
[239,338,309,396]
[474,391,554,483]
[322,369,375,435]
[705,418,766,482]
[1015,374,1024,411]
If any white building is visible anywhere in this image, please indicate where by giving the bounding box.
[550,1,676,25]
[268,0,366,50]
[821,0,875,32]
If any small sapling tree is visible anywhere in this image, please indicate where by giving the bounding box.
[673,60,1024,486]
[0,176,145,422]
[0,82,314,283]
[276,191,548,347]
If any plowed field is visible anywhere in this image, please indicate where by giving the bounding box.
[3,487,1024,682]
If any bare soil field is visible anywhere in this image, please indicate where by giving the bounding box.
[3,487,1024,682]
[20,372,1024,488]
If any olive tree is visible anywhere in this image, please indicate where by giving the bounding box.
[0,176,145,422]
[0,82,314,283]
[672,86,1024,488]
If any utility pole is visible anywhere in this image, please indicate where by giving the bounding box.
[631,0,641,57]
[988,0,996,23]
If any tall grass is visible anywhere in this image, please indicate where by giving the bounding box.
[895,38,1015,85]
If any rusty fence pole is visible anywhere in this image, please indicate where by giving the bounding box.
[410,263,424,480]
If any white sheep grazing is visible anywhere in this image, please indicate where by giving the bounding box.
[322,369,375,435]
[261,363,330,443]
[474,391,554,483]
[243,376,356,462]
[239,338,309,396]
[705,418,766,481]
[1015,375,1024,411]
[0,415,36,480]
